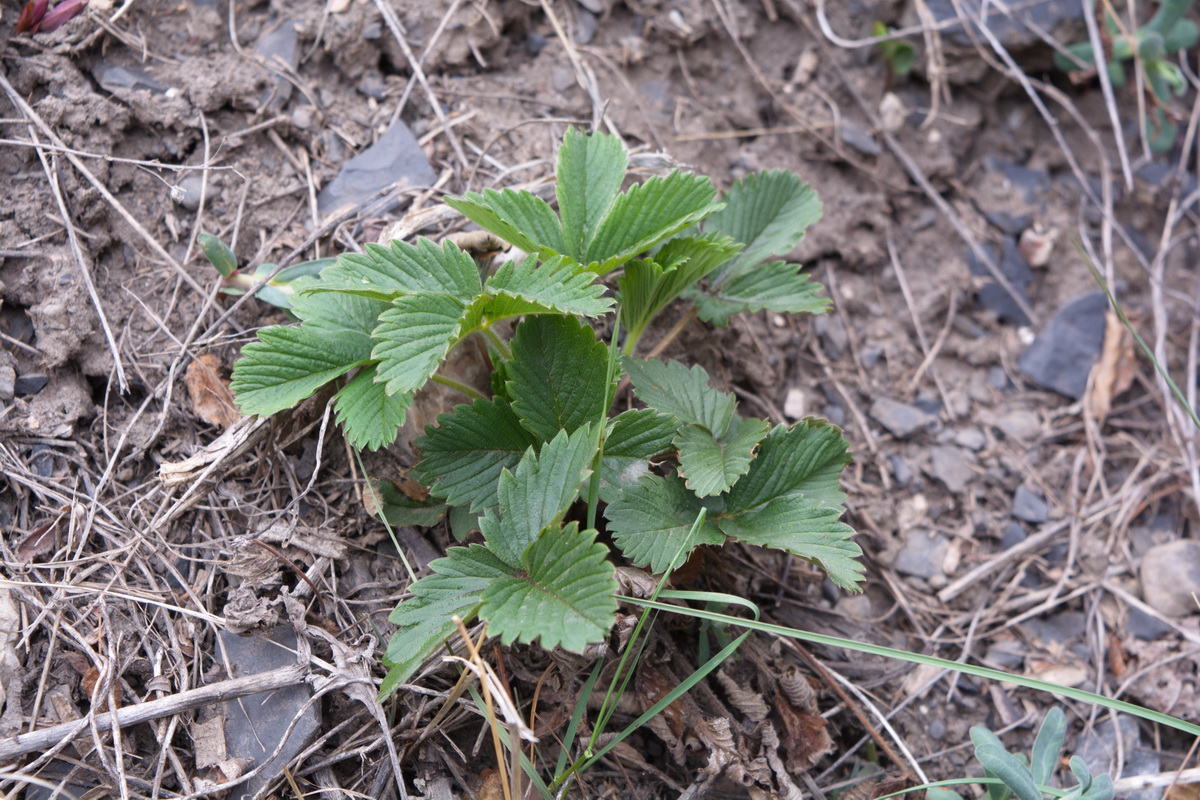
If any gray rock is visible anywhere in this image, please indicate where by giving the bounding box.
[889,454,913,487]
[93,63,171,94]
[928,445,973,492]
[14,374,48,396]
[835,594,874,621]
[317,120,436,218]
[1076,715,1162,800]
[1139,540,1200,617]
[995,409,1041,442]
[924,0,1084,51]
[894,529,950,580]
[1018,292,1108,399]
[870,397,934,439]
[984,638,1027,669]
[987,365,1011,390]
[928,718,946,740]
[575,8,596,45]
[1126,606,1172,641]
[954,426,986,451]
[1012,485,1048,524]
[967,239,1033,325]
[0,352,16,400]
[357,70,388,100]
[256,21,300,111]
[1021,610,1086,646]
[839,122,881,157]
[220,627,320,800]
[999,521,1027,550]
[174,174,205,211]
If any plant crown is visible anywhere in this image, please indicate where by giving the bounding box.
[227,129,864,696]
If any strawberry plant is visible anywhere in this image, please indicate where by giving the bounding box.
[227,129,863,696]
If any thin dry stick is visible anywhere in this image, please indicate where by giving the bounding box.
[30,133,129,393]
[1082,0,1134,188]
[369,0,468,173]
[885,227,953,409]
[389,0,463,126]
[0,664,308,761]
[0,70,206,297]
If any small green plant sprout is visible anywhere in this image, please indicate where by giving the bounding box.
[225,127,863,696]
[1054,0,1198,151]
[197,233,335,309]
[873,21,916,78]
[923,709,1113,800]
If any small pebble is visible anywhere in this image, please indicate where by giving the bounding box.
[927,718,946,741]
[839,121,881,157]
[783,388,807,420]
[928,445,973,493]
[174,174,205,211]
[1140,540,1200,617]
[870,397,934,439]
[1011,485,1049,524]
[895,529,950,580]
[995,409,1041,442]
[889,454,913,487]
[1126,606,1172,641]
[954,427,986,451]
[1000,521,1027,550]
[14,374,49,396]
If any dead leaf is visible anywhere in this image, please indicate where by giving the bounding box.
[184,353,241,430]
[1085,310,1135,421]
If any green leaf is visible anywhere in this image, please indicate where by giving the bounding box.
[606,473,725,573]
[971,736,1042,800]
[556,128,628,261]
[287,278,389,337]
[705,170,821,285]
[675,416,769,497]
[1029,708,1065,785]
[334,366,413,451]
[483,254,613,320]
[588,171,723,273]
[415,398,542,511]
[446,189,567,259]
[480,522,616,650]
[508,316,610,440]
[724,420,851,513]
[599,409,679,503]
[371,477,447,527]
[371,293,472,396]
[716,496,864,590]
[381,543,512,695]
[315,238,483,301]
[198,233,238,277]
[692,261,829,326]
[480,427,596,565]
[623,356,735,435]
[232,326,372,416]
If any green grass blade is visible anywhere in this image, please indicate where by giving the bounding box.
[620,598,1200,738]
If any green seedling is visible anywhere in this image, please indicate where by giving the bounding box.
[874,21,916,78]
[922,709,1113,800]
[226,128,862,697]
[197,233,335,309]
[1055,0,1198,151]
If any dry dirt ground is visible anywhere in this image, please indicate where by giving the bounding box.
[2,0,1200,797]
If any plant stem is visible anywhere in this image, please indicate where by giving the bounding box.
[481,325,513,361]
[432,374,485,400]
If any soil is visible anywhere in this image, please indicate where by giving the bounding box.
[3,0,1200,798]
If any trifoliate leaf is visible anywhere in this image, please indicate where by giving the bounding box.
[483,254,613,320]
[480,523,616,650]
[315,238,483,301]
[675,416,769,497]
[371,293,471,396]
[599,409,678,503]
[705,170,822,284]
[381,543,512,695]
[692,261,829,326]
[480,427,596,566]
[621,235,743,345]
[623,356,735,435]
[556,128,627,261]
[334,366,413,451]
[446,189,566,259]
[588,172,723,273]
[717,496,863,590]
[724,420,850,513]
[414,398,542,511]
[232,326,372,416]
[287,279,390,337]
[508,316,610,440]
[606,474,725,574]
